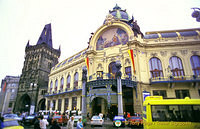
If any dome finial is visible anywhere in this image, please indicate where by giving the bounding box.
[113,4,121,10]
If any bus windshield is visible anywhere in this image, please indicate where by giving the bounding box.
[151,105,200,122]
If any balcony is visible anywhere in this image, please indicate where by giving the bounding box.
[150,75,200,84]
[45,86,82,97]
[89,72,137,81]
[87,78,137,90]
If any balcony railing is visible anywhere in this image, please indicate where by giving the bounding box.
[89,72,137,82]
[150,75,200,84]
[46,85,82,97]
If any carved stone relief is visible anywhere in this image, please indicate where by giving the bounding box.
[171,52,177,56]
[160,51,167,57]
[151,53,158,57]
[180,50,188,56]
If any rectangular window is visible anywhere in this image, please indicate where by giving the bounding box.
[97,71,103,80]
[125,66,132,80]
[58,99,62,111]
[64,98,69,111]
[52,100,56,110]
[151,105,200,122]
[198,89,200,96]
[9,102,12,108]
[80,96,82,111]
[175,90,190,99]
[47,100,50,110]
[72,97,77,110]
[153,90,167,98]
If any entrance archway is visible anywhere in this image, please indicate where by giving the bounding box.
[19,94,31,113]
[38,98,46,111]
[91,97,107,116]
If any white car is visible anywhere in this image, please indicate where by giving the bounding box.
[91,115,104,127]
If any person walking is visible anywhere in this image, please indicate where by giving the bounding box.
[50,120,61,129]
[76,118,83,129]
[34,116,41,129]
[40,115,49,129]
[67,116,74,129]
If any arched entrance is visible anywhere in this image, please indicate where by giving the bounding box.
[38,98,46,111]
[91,97,107,116]
[19,94,31,113]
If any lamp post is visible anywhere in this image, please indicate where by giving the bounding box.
[191,8,200,22]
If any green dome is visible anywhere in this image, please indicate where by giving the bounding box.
[109,4,131,21]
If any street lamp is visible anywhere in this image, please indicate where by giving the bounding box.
[191,8,200,22]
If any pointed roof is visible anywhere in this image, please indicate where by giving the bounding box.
[26,40,30,47]
[37,23,53,48]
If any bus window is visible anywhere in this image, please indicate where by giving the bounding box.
[151,105,200,122]
[143,106,147,119]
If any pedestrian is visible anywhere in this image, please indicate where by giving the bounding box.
[50,120,61,129]
[67,116,74,129]
[127,112,131,119]
[76,118,83,129]
[40,115,49,129]
[66,112,69,121]
[34,116,41,129]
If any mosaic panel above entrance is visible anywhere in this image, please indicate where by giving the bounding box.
[96,27,128,50]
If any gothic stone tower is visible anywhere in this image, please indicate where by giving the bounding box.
[14,23,60,113]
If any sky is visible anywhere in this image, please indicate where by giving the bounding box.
[0,0,199,82]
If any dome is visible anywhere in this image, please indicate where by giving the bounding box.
[109,4,131,21]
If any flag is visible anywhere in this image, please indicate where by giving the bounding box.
[85,57,89,73]
[3,81,6,92]
[128,49,136,74]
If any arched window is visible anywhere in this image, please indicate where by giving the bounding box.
[149,57,163,78]
[50,81,53,92]
[60,77,64,91]
[108,62,117,79]
[169,56,185,76]
[190,55,200,76]
[67,75,71,89]
[55,79,58,92]
[74,72,78,89]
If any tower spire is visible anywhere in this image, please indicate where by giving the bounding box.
[26,40,30,47]
[37,23,53,48]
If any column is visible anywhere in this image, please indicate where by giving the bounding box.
[101,99,105,114]
[116,62,123,116]
[82,68,87,118]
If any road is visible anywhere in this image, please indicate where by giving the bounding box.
[24,120,143,129]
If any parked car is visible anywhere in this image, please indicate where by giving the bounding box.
[3,114,23,124]
[52,115,67,126]
[113,116,126,127]
[24,115,36,125]
[4,119,24,129]
[91,115,104,127]
[127,116,143,127]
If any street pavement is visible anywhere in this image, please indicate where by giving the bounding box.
[24,120,143,129]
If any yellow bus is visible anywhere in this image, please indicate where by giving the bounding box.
[143,96,200,129]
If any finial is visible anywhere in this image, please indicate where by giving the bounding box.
[58,45,61,51]
[113,4,121,10]
[26,40,30,47]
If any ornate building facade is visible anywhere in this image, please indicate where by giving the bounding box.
[0,76,20,114]
[46,5,200,117]
[14,24,60,113]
